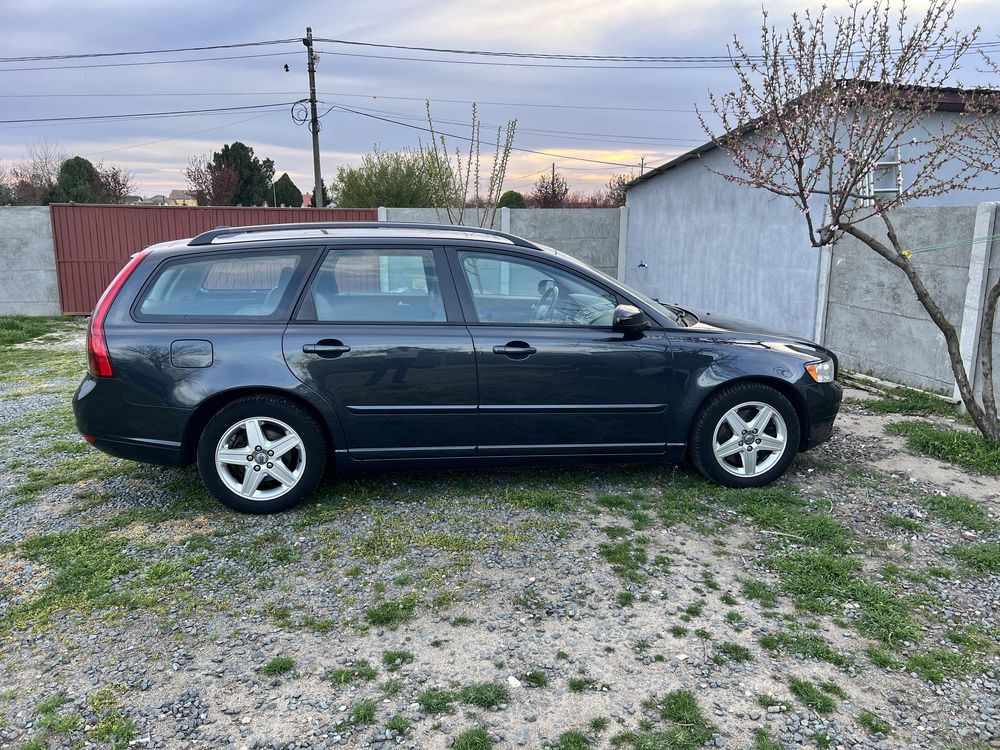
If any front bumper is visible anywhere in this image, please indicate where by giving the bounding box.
[800,380,843,450]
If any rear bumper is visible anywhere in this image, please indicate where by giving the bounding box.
[801,381,843,450]
[73,375,188,467]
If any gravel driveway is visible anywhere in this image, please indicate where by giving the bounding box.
[1,324,997,750]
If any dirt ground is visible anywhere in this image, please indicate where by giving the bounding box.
[0,326,997,750]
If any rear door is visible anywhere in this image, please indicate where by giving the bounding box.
[282,245,478,459]
[451,248,673,456]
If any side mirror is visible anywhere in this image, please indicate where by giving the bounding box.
[612,304,649,332]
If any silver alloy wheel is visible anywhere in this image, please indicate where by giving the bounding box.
[711,401,788,478]
[214,417,306,501]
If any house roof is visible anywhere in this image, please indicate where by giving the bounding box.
[626,81,991,190]
[168,189,194,200]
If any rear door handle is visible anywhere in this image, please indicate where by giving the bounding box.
[303,340,351,358]
[492,342,536,358]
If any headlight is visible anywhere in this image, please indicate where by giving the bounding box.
[805,358,835,383]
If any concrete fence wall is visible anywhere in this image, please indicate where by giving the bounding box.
[823,206,980,393]
[0,207,59,316]
[383,206,626,279]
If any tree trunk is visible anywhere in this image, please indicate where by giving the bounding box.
[839,223,1000,441]
[977,277,1000,438]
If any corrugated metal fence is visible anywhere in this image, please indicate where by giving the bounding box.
[50,204,378,314]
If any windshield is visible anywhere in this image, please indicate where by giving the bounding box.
[582,263,686,326]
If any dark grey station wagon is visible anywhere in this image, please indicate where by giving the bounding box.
[73,222,842,513]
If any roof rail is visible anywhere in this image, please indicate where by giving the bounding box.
[187,221,542,250]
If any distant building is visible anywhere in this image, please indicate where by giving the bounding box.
[167,190,197,206]
[301,192,313,208]
[141,195,168,206]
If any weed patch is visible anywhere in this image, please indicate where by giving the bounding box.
[887,421,1000,475]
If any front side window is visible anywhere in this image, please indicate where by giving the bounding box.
[458,251,616,326]
[137,252,302,318]
[303,248,446,322]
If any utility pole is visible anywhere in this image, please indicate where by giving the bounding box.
[303,27,323,208]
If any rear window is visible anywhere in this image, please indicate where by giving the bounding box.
[136,251,304,319]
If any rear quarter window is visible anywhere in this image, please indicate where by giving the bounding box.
[136,251,306,320]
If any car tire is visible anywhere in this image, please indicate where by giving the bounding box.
[688,381,800,488]
[197,395,326,513]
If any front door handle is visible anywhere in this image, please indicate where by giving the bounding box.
[303,339,351,358]
[492,341,536,359]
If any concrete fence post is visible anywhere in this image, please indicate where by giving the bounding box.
[812,245,834,344]
[500,207,511,234]
[377,206,387,222]
[616,205,629,281]
[955,201,1000,402]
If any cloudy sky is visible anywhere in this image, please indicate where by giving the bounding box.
[1,0,996,198]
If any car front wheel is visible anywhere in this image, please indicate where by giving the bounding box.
[689,382,800,488]
[197,395,326,513]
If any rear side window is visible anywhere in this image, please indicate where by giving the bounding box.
[137,251,304,319]
[301,248,446,323]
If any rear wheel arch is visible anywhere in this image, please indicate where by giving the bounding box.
[182,387,334,466]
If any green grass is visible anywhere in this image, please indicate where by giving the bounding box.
[865,646,901,669]
[767,550,918,645]
[599,539,648,581]
[350,699,376,724]
[502,487,571,512]
[416,688,456,714]
[568,676,593,693]
[261,656,295,676]
[455,727,494,750]
[382,650,414,672]
[617,591,636,607]
[643,690,714,749]
[925,495,996,532]
[949,542,1000,573]
[717,641,752,663]
[740,578,779,608]
[759,630,852,668]
[461,682,509,709]
[886,420,1000,475]
[884,515,923,533]
[365,594,418,627]
[905,649,978,683]
[788,677,836,713]
[556,731,591,750]
[752,729,784,750]
[860,387,958,418]
[385,715,410,733]
[0,316,68,348]
[590,717,609,732]
[668,625,688,638]
[522,670,548,688]
[856,709,892,735]
[327,659,377,684]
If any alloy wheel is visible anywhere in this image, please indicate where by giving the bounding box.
[711,401,788,478]
[214,417,306,500]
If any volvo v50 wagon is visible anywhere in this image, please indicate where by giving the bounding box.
[73,222,842,513]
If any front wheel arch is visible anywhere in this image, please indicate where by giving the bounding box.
[686,376,809,452]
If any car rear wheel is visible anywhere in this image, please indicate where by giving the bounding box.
[197,395,326,513]
[689,382,800,488]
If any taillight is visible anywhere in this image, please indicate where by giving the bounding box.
[87,250,150,378]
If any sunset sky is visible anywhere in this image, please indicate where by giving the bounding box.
[2,0,996,198]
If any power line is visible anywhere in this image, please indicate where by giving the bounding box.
[327,103,642,168]
[0,38,300,63]
[0,89,698,114]
[316,36,1000,63]
[0,51,298,73]
[0,102,296,125]
[316,49,733,70]
[333,101,700,146]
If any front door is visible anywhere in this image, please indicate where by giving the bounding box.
[283,245,477,459]
[452,249,673,456]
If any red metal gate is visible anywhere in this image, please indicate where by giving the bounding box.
[50,204,379,315]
